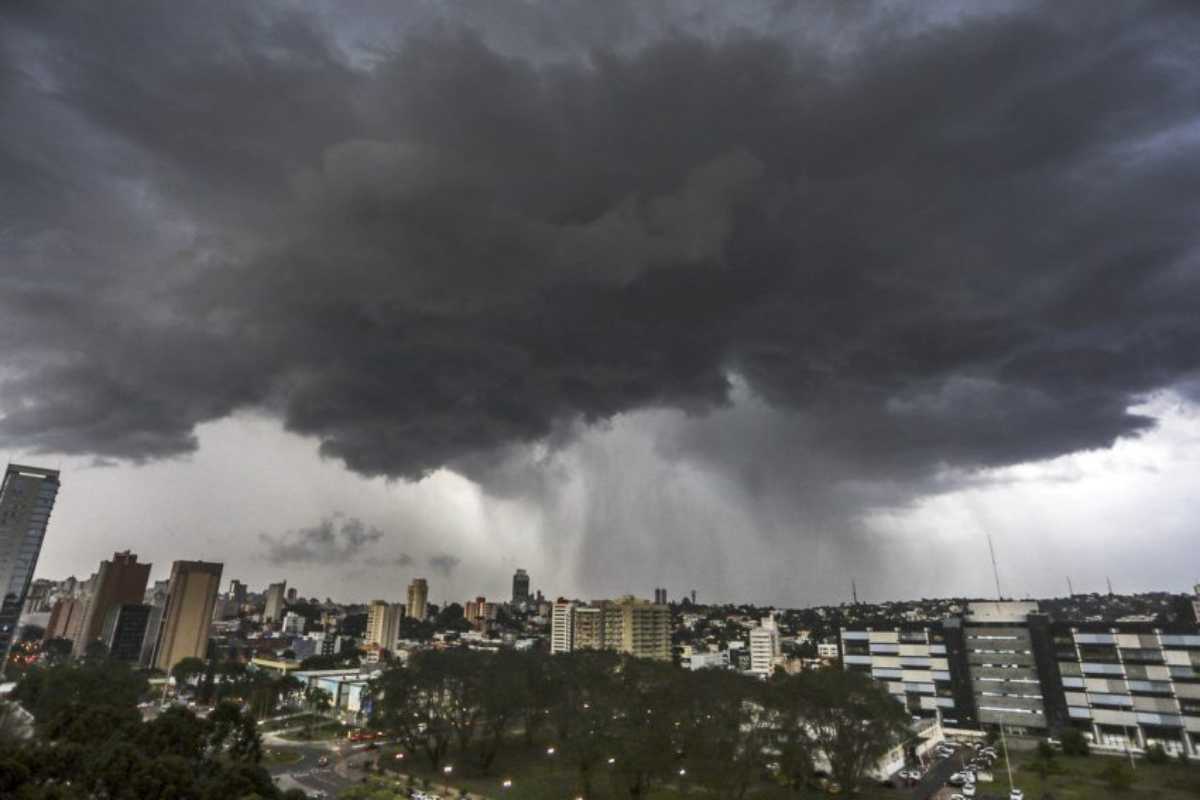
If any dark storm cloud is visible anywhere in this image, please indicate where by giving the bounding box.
[2,0,1200,510]
[260,514,384,564]
[429,554,462,578]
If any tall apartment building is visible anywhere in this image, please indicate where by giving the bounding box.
[601,597,672,661]
[365,600,404,651]
[512,569,530,606]
[407,578,428,621]
[100,603,152,662]
[152,560,223,671]
[0,464,60,664]
[550,601,574,654]
[45,597,84,642]
[229,579,247,608]
[572,606,604,650]
[263,581,287,623]
[74,551,151,656]
[282,611,306,636]
[749,616,781,678]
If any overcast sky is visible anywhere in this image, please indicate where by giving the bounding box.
[2,1,1199,606]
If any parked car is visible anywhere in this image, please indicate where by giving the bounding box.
[1009,790,1025,800]
[962,784,976,798]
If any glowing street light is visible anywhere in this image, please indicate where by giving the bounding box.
[395,753,406,760]
[501,779,513,789]
[443,765,454,775]
[607,757,616,765]
[546,746,556,755]
[679,769,687,776]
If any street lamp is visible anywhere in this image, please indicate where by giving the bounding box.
[501,779,513,789]
[546,746,556,755]
[443,765,454,775]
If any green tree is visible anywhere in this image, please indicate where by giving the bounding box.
[606,657,684,800]
[1100,759,1133,791]
[370,652,457,770]
[476,650,533,772]
[797,668,909,795]
[1058,726,1090,756]
[40,637,73,665]
[680,669,774,800]
[1144,743,1169,764]
[766,673,817,793]
[171,656,207,689]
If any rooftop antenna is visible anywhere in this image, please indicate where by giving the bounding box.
[986,532,1004,601]
[1066,576,1075,597]
[1107,576,1114,596]
[851,578,859,605]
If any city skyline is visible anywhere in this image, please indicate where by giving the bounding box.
[3,2,1200,606]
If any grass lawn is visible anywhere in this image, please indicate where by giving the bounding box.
[263,748,306,767]
[1006,749,1200,800]
[279,720,353,741]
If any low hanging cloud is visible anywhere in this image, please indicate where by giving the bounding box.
[2,0,1200,580]
[428,554,462,577]
[261,515,384,564]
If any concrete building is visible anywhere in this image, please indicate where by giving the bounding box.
[282,611,306,636]
[229,579,247,608]
[601,597,671,661]
[263,581,287,623]
[286,587,298,603]
[962,601,1051,731]
[365,600,403,651]
[749,616,781,678]
[511,569,530,606]
[682,648,731,670]
[841,623,963,725]
[152,560,223,671]
[1052,622,1200,756]
[552,597,671,661]
[74,551,151,656]
[572,606,604,650]
[0,464,60,664]
[817,641,840,660]
[100,603,152,662]
[407,578,428,621]
[550,601,574,654]
[44,597,84,642]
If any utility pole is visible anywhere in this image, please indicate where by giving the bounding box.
[1000,722,1014,793]
[851,579,858,606]
[1107,576,1115,596]
[986,532,1004,601]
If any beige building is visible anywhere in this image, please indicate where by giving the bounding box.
[602,597,672,661]
[572,606,604,650]
[551,596,671,661]
[45,597,84,642]
[263,581,287,623]
[153,560,222,671]
[406,578,428,621]
[365,599,404,651]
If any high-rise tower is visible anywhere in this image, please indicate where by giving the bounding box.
[406,578,428,621]
[511,569,530,606]
[74,551,151,655]
[0,464,60,666]
[152,560,222,671]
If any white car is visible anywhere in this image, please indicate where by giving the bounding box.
[1010,790,1025,800]
[962,784,976,798]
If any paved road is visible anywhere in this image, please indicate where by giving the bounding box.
[266,739,360,798]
